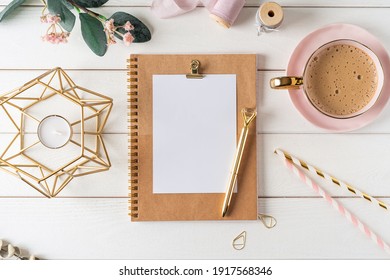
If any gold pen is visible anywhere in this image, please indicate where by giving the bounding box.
[222,108,257,217]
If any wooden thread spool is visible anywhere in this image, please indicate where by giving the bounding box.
[257,2,284,30]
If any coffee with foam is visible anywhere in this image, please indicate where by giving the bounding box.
[304,43,378,117]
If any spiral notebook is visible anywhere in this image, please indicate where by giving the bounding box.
[128,54,257,221]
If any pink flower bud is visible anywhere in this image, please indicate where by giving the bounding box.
[123,32,134,46]
[40,14,61,24]
[124,21,134,31]
[42,32,69,44]
[104,19,115,32]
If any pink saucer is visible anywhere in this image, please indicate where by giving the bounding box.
[287,23,390,131]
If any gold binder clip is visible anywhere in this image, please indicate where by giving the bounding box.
[186,60,204,79]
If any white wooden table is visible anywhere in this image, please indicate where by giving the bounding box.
[1,0,390,259]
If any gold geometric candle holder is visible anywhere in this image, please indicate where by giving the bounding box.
[0,67,113,197]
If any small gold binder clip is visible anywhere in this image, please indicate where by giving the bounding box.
[186,60,204,79]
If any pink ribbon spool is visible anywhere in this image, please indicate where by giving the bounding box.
[151,0,246,28]
[209,0,246,28]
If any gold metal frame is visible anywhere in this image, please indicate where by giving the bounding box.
[0,67,113,197]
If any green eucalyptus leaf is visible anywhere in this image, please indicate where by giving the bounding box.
[61,0,74,10]
[73,0,109,7]
[79,13,107,56]
[47,0,75,32]
[109,12,151,43]
[0,0,25,22]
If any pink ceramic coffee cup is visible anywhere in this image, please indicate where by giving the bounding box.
[270,24,390,131]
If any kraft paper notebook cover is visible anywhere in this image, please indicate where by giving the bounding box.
[128,54,257,221]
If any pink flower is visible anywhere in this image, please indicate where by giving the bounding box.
[40,12,68,44]
[107,33,117,45]
[42,32,69,44]
[41,14,61,24]
[40,15,47,23]
[104,19,115,32]
[124,21,134,31]
[123,32,134,46]
[59,32,70,43]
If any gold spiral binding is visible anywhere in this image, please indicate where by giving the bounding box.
[128,56,139,219]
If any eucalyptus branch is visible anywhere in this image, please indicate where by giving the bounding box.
[65,0,106,21]
[0,0,152,56]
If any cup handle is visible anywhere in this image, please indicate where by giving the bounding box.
[270,76,303,89]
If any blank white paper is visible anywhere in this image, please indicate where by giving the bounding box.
[153,74,236,194]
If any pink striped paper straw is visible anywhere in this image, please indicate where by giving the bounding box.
[275,150,390,255]
[275,149,388,211]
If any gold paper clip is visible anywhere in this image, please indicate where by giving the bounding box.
[258,213,277,229]
[186,60,204,79]
[232,231,247,250]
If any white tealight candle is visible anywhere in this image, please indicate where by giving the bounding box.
[37,115,72,149]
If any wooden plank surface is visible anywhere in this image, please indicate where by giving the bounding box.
[1,133,390,198]
[0,6,389,70]
[2,70,390,134]
[0,0,389,260]
[0,198,388,259]
[2,0,390,7]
